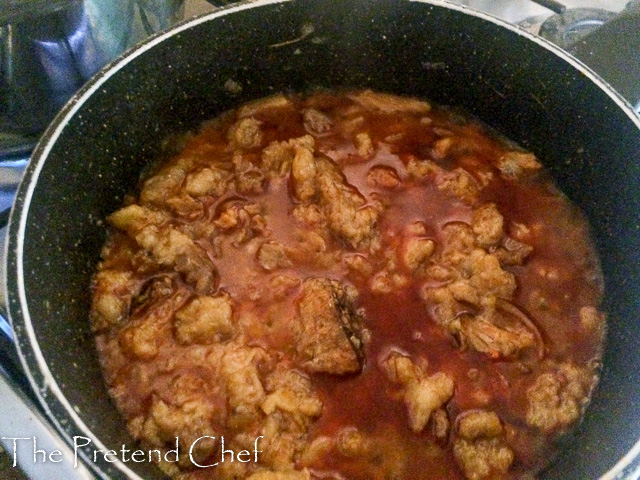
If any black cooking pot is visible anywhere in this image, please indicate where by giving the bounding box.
[3,0,640,478]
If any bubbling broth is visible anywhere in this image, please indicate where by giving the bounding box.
[91,90,605,480]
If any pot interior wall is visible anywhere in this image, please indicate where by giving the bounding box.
[7,0,640,478]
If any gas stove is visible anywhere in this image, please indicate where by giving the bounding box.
[0,0,638,478]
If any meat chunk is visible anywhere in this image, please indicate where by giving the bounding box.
[453,410,514,480]
[185,166,229,198]
[367,165,401,189]
[453,438,514,480]
[459,312,536,359]
[405,373,455,433]
[119,316,165,360]
[294,278,365,374]
[349,90,431,114]
[303,108,333,135]
[108,205,216,293]
[526,362,594,433]
[262,140,295,175]
[420,213,538,359]
[238,94,293,118]
[228,117,263,150]
[494,236,534,266]
[262,135,314,176]
[316,158,380,249]
[118,281,189,360]
[407,157,441,179]
[472,203,504,247]
[354,132,374,157]
[214,200,268,245]
[174,293,234,345]
[91,270,140,332]
[262,368,323,418]
[257,241,292,271]
[459,249,516,305]
[291,138,317,201]
[139,158,193,207]
[403,237,435,273]
[432,409,450,439]
[438,167,480,202]
[580,306,606,334]
[497,151,542,178]
[382,352,454,432]
[457,410,503,439]
[140,396,218,466]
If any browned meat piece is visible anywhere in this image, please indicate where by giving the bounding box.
[257,241,292,271]
[173,293,234,345]
[303,108,333,135]
[453,437,514,480]
[460,314,535,358]
[336,428,372,458]
[232,152,267,194]
[139,158,193,207]
[459,249,517,304]
[294,278,365,374]
[369,270,410,295]
[238,94,293,118]
[214,200,268,245]
[457,410,503,439]
[406,157,442,179]
[404,373,454,433]
[431,136,454,159]
[140,395,218,467]
[497,151,542,178]
[440,222,476,264]
[108,205,216,293]
[354,132,374,157]
[526,362,595,433]
[494,236,534,266]
[91,270,141,332]
[453,410,514,480]
[291,138,318,201]
[119,316,165,360]
[184,166,230,198]
[382,352,454,433]
[348,90,431,114]
[315,157,380,249]
[258,367,323,471]
[228,117,263,150]
[262,140,295,175]
[367,165,401,189]
[472,203,504,247]
[580,305,606,334]
[438,168,481,202]
[432,408,450,439]
[261,135,314,176]
[261,367,323,418]
[403,237,435,273]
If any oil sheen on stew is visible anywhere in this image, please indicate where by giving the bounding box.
[90,90,606,480]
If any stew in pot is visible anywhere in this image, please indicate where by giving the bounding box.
[90,90,606,480]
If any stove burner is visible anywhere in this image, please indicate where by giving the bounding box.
[538,8,618,49]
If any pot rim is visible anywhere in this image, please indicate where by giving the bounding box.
[4,0,640,478]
